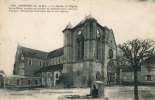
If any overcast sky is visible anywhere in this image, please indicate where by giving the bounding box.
[0,0,155,75]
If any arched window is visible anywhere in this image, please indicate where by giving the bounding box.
[40,61,42,66]
[17,79,20,85]
[78,31,82,35]
[108,49,113,59]
[28,60,32,66]
[77,31,84,59]
[96,29,100,59]
[56,73,58,78]
[21,53,24,61]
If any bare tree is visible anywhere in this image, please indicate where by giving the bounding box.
[118,38,154,100]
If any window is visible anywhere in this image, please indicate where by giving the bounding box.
[145,76,147,81]
[40,61,42,66]
[17,79,20,85]
[96,29,100,34]
[59,58,61,63]
[146,75,151,81]
[9,79,12,85]
[28,80,31,85]
[33,53,36,57]
[78,30,82,35]
[77,71,80,76]
[56,73,58,78]
[96,29,100,59]
[109,49,113,59]
[21,53,24,61]
[77,31,84,59]
[28,60,32,66]
[35,80,38,85]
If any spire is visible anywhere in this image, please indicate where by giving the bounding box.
[62,22,73,32]
[85,14,93,19]
[65,22,73,29]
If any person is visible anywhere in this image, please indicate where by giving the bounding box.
[92,85,98,98]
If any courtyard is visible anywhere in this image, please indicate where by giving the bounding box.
[0,85,155,100]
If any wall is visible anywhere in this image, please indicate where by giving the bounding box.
[4,77,41,88]
[24,57,45,76]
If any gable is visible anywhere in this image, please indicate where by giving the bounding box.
[16,45,48,60]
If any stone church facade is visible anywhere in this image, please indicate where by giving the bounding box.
[13,15,117,88]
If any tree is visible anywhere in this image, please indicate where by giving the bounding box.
[115,54,127,84]
[118,38,154,100]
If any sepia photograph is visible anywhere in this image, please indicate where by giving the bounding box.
[0,0,155,100]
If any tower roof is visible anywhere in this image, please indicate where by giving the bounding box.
[62,22,73,32]
[74,14,96,28]
[66,22,73,29]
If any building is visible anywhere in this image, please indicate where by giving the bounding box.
[0,70,5,88]
[4,75,41,88]
[13,15,117,88]
[120,56,155,85]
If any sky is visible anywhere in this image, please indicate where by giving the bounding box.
[0,0,155,75]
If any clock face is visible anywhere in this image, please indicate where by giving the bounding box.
[109,49,113,59]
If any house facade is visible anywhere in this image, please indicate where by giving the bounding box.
[120,56,155,85]
[13,15,117,88]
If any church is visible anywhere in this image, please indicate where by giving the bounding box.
[12,15,117,88]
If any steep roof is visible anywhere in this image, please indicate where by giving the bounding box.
[36,64,63,73]
[46,47,63,59]
[20,46,48,59]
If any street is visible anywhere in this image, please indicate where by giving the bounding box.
[0,86,154,100]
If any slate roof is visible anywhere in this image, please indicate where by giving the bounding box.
[20,46,48,59]
[46,47,63,59]
[36,64,63,73]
